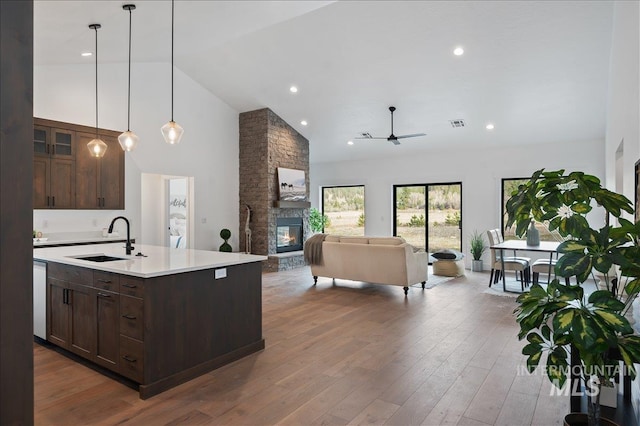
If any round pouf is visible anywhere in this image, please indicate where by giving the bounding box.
[433,259,466,277]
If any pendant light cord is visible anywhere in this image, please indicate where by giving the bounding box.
[171,0,174,122]
[94,25,99,139]
[127,7,132,131]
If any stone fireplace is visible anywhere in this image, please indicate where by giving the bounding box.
[239,108,310,271]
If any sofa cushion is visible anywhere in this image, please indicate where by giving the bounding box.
[324,235,340,242]
[339,237,369,244]
[432,249,464,260]
[370,237,405,246]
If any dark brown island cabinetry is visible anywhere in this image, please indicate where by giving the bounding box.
[46,261,264,399]
[33,117,124,210]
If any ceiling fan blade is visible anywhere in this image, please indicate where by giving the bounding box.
[390,139,401,146]
[395,133,426,139]
[354,136,388,140]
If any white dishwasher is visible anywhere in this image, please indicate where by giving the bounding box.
[33,260,47,339]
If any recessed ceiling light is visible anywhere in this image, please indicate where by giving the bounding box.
[81,52,93,57]
[453,47,464,56]
[289,86,298,93]
[347,140,354,145]
[300,120,307,126]
[486,123,495,130]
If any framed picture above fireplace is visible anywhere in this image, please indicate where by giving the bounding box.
[277,167,306,201]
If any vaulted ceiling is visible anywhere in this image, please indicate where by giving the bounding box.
[35,1,614,163]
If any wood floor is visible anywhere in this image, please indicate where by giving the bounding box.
[34,267,568,425]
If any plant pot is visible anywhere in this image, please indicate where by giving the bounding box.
[471,259,483,272]
[563,413,619,426]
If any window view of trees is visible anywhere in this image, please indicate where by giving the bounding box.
[321,186,365,236]
[394,184,461,252]
[502,178,559,241]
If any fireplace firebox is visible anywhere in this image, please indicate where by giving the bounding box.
[276,217,303,253]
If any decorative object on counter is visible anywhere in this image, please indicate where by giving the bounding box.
[526,220,540,246]
[469,229,486,272]
[219,228,232,252]
[161,0,184,145]
[86,23,108,158]
[118,4,139,152]
[244,205,252,254]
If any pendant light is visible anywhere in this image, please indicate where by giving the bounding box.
[161,0,184,145]
[118,4,139,152]
[87,23,108,158]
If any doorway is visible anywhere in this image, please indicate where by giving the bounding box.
[393,182,462,253]
[140,173,194,248]
[167,177,190,248]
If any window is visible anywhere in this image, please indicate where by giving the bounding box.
[321,185,365,236]
[393,183,462,252]
[502,177,557,241]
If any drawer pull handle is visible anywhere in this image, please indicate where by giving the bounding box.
[122,355,137,363]
[122,314,137,320]
[122,283,137,288]
[97,279,112,283]
[97,292,111,298]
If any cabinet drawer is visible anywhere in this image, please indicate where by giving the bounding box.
[93,271,119,291]
[120,276,144,298]
[119,335,144,383]
[120,296,144,341]
[48,262,92,284]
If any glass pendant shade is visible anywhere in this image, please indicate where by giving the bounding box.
[87,137,108,158]
[161,120,184,145]
[118,130,139,151]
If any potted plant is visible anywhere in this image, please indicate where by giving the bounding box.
[505,169,640,426]
[469,230,486,272]
[309,207,329,234]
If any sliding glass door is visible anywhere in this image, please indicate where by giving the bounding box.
[393,182,462,253]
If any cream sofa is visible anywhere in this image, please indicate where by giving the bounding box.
[308,235,429,295]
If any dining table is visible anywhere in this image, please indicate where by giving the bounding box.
[489,240,560,293]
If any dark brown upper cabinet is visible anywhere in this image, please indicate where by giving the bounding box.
[75,131,124,209]
[33,122,76,209]
[33,118,124,210]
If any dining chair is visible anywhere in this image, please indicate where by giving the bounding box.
[532,258,571,285]
[486,229,531,290]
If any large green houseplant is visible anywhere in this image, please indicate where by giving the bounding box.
[505,169,640,426]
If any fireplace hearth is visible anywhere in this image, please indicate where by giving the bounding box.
[276,217,303,253]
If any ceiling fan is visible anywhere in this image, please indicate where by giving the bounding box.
[356,106,426,145]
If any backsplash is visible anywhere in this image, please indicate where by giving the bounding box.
[33,210,129,237]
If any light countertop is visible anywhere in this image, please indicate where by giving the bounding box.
[34,243,267,278]
[33,236,131,247]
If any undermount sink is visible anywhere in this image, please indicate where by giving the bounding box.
[69,254,127,262]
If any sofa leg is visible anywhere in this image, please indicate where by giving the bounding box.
[421,281,426,289]
[403,286,409,295]
[313,276,317,285]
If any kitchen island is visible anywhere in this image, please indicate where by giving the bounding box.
[34,243,266,399]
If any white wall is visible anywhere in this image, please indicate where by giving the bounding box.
[33,61,239,250]
[310,139,604,268]
[604,1,640,213]
[604,2,640,417]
